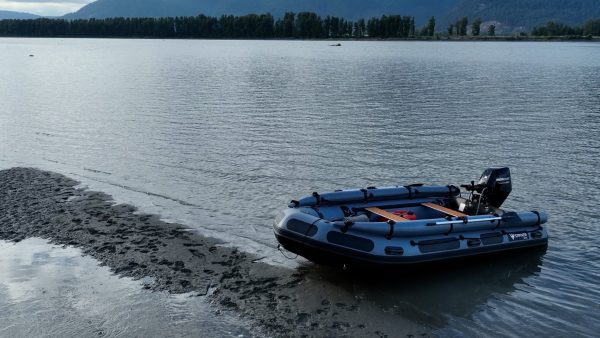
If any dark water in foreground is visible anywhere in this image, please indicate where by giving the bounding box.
[1,38,600,336]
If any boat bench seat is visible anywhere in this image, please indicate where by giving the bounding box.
[365,207,410,222]
[421,202,467,217]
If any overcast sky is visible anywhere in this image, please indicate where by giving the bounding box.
[0,0,94,16]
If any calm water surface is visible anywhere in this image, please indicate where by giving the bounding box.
[1,39,599,336]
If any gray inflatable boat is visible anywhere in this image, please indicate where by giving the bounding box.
[274,167,548,268]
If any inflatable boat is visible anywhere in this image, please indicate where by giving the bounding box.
[274,167,548,268]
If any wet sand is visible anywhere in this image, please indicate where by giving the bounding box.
[0,168,429,337]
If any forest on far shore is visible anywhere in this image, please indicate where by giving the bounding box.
[0,12,598,39]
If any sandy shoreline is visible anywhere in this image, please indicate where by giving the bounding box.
[0,167,429,337]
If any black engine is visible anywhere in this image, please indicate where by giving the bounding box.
[461,167,512,211]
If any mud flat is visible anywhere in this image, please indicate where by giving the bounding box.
[0,168,429,337]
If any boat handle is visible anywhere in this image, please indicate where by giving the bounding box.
[434,216,502,226]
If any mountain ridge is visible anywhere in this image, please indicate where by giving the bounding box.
[0,10,40,20]
[445,0,600,32]
[63,0,600,32]
[63,0,457,24]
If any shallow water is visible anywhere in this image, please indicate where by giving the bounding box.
[0,238,250,337]
[1,38,599,336]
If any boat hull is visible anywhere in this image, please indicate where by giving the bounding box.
[275,227,548,269]
[274,185,549,269]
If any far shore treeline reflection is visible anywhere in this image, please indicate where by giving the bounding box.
[0,12,599,39]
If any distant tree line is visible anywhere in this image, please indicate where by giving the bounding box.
[449,17,470,36]
[532,22,583,36]
[446,17,495,37]
[532,17,600,36]
[0,12,429,39]
[583,18,600,35]
[0,12,598,39]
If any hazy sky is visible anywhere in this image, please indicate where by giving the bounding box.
[0,0,94,16]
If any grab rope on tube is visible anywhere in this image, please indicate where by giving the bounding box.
[277,244,298,260]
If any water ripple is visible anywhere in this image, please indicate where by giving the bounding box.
[1,39,599,336]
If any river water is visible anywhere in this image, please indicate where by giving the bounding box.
[1,38,599,336]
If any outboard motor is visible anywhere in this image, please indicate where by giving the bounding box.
[477,167,512,208]
[461,167,512,213]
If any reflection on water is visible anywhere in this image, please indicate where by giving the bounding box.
[1,39,600,336]
[306,248,545,332]
[0,239,250,337]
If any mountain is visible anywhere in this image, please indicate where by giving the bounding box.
[0,10,40,20]
[64,0,457,24]
[63,0,600,32]
[441,0,600,33]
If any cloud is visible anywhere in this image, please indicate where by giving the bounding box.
[0,0,94,16]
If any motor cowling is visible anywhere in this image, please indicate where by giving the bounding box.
[477,167,512,208]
